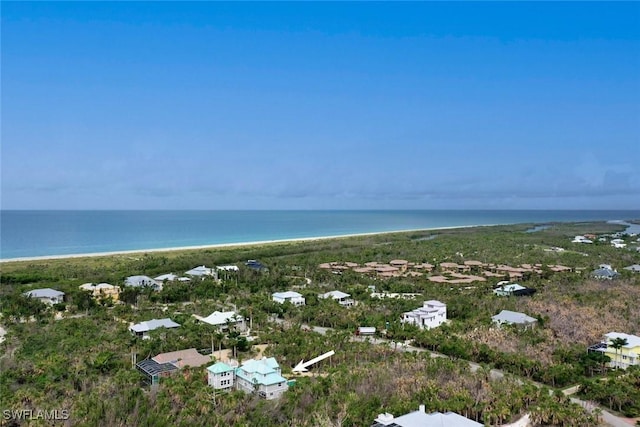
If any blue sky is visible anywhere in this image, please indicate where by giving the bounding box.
[2,2,639,210]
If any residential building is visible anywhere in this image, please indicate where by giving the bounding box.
[318,290,354,307]
[125,275,161,290]
[208,357,289,400]
[272,291,305,306]
[194,311,246,331]
[623,264,640,273]
[492,310,537,328]
[245,260,267,271]
[372,405,482,427]
[136,348,211,385]
[235,357,289,400]
[401,300,447,330]
[130,318,180,339]
[493,282,536,297]
[356,327,376,336]
[589,332,640,369]
[23,288,65,305]
[185,265,217,280]
[153,273,193,283]
[135,359,179,385]
[207,362,235,391]
[572,235,593,244]
[591,265,620,280]
[79,283,121,301]
[152,348,211,368]
[217,265,239,272]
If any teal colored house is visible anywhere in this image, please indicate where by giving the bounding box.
[207,357,289,400]
[206,362,235,391]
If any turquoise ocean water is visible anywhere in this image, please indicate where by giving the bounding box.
[1,210,639,259]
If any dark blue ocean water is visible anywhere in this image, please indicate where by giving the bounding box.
[1,210,639,259]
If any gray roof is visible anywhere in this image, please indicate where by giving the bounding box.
[372,410,482,427]
[23,288,65,298]
[492,310,537,325]
[591,268,620,279]
[130,318,180,333]
[623,264,640,272]
[125,275,159,288]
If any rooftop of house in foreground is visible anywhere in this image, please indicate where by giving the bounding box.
[372,407,483,427]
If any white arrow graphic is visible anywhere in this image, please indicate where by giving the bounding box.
[292,350,335,373]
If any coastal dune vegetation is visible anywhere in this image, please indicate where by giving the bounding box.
[1,221,639,426]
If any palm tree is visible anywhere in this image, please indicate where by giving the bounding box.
[610,337,628,369]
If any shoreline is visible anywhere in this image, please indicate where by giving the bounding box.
[0,224,491,263]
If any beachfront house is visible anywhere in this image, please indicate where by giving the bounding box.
[79,283,121,302]
[401,300,447,330]
[130,318,180,339]
[492,310,537,328]
[372,405,482,427]
[23,288,65,306]
[318,290,355,307]
[588,332,640,370]
[272,291,305,306]
[193,310,246,331]
[125,275,161,291]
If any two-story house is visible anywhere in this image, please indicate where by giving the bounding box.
[208,357,289,400]
[401,300,447,330]
[589,332,640,369]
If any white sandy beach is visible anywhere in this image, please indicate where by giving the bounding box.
[0,224,490,263]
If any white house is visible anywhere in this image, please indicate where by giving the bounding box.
[401,300,447,330]
[194,311,246,331]
[493,282,526,296]
[130,318,180,339]
[272,291,305,306]
[624,264,640,273]
[217,265,239,272]
[185,265,217,280]
[492,310,537,328]
[572,236,593,244]
[23,288,65,305]
[318,290,354,307]
[372,405,482,427]
[125,275,161,290]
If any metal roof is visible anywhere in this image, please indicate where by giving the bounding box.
[130,318,180,333]
[492,310,537,325]
[136,359,178,377]
[23,288,65,298]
